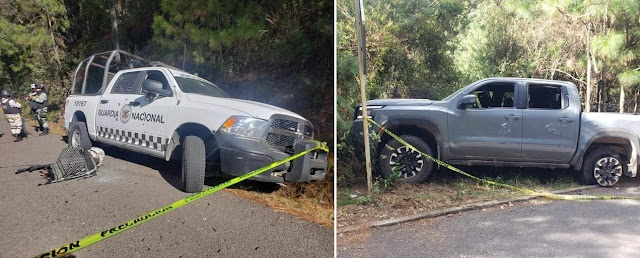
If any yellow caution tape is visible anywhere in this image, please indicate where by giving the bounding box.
[367,118,640,201]
[34,142,329,258]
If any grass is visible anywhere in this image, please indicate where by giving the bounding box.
[227,185,334,228]
[337,189,358,207]
[337,165,581,227]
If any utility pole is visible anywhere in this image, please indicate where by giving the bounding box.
[354,0,373,196]
[109,0,120,50]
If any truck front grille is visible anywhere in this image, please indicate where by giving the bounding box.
[303,125,313,137]
[271,119,299,132]
[266,133,296,148]
[264,115,313,151]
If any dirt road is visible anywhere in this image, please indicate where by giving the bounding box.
[0,119,332,257]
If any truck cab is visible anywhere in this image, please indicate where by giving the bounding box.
[64,50,327,192]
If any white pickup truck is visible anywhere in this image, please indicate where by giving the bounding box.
[63,50,327,192]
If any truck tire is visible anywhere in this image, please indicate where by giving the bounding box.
[181,136,205,193]
[68,122,92,150]
[378,135,435,184]
[580,147,625,186]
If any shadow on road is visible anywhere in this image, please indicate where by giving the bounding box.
[431,165,579,184]
[99,145,280,193]
[205,176,281,193]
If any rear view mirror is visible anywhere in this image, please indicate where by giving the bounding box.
[142,79,171,97]
[458,94,477,109]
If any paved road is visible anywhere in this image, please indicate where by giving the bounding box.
[0,118,332,257]
[338,175,640,257]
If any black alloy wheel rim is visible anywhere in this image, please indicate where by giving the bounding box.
[389,146,425,178]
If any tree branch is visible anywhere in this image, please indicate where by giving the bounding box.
[542,68,587,85]
[336,3,354,22]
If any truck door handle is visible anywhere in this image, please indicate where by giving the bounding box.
[505,114,521,120]
[129,101,140,106]
[560,116,574,123]
[100,100,108,104]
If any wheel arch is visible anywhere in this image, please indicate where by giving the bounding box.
[377,116,442,161]
[572,131,639,177]
[164,122,218,161]
[72,111,87,123]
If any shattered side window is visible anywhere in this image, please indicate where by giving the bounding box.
[110,72,142,94]
[469,83,515,109]
[528,84,562,109]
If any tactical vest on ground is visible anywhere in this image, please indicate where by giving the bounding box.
[1,99,21,114]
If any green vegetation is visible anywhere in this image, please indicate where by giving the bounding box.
[338,0,640,186]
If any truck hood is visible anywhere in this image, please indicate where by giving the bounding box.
[365,99,436,106]
[186,94,306,121]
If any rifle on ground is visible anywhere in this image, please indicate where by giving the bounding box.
[15,164,51,174]
[14,147,99,184]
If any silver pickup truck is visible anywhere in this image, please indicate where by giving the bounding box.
[351,77,640,186]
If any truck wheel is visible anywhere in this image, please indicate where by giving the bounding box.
[581,147,625,186]
[378,135,435,184]
[68,122,92,150]
[181,136,205,193]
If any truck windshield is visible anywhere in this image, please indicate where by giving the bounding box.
[174,77,230,98]
[441,86,466,101]
[441,81,478,101]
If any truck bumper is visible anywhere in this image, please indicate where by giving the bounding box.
[350,119,365,147]
[215,134,327,183]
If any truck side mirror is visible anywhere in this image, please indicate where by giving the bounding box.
[458,94,477,109]
[142,79,171,97]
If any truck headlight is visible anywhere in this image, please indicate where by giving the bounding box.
[355,105,383,119]
[219,116,268,139]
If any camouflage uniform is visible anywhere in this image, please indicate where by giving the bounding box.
[30,85,49,135]
[1,90,24,141]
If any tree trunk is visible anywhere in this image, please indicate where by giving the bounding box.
[633,89,638,113]
[620,84,625,113]
[586,51,591,112]
[110,0,120,50]
[46,15,62,68]
[585,24,591,112]
[598,78,603,112]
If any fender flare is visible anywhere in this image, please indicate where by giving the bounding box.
[71,111,96,141]
[377,114,444,161]
[570,130,639,175]
[164,123,217,161]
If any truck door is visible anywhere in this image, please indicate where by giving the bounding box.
[521,83,579,162]
[447,80,523,159]
[95,71,144,144]
[119,69,175,155]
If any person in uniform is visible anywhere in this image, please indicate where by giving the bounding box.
[27,84,37,132]
[1,88,25,142]
[27,83,49,135]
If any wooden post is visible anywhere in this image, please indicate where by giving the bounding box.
[354,0,373,196]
